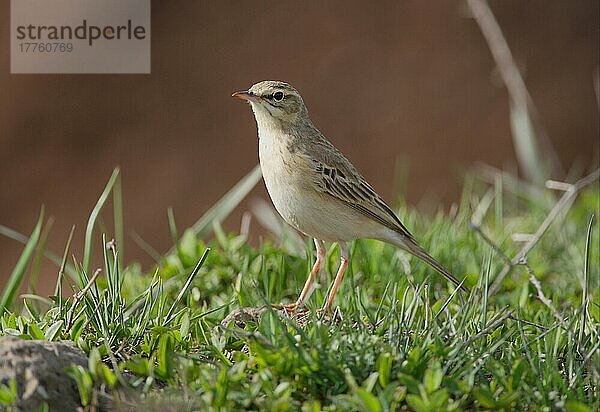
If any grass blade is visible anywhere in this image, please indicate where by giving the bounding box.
[167,207,179,246]
[130,231,161,262]
[83,168,120,273]
[509,101,548,185]
[0,224,77,280]
[467,0,555,184]
[113,170,124,263]
[0,208,44,313]
[579,214,594,343]
[29,216,54,293]
[164,248,210,325]
[55,225,76,303]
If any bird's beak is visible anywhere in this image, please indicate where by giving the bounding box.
[231,90,255,101]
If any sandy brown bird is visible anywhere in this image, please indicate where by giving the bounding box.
[233,80,467,313]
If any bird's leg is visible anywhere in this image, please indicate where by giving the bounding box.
[323,242,349,313]
[296,239,326,307]
[276,239,325,314]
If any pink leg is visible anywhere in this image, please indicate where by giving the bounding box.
[295,239,326,307]
[323,242,349,312]
[277,239,326,313]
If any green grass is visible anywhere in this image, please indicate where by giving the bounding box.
[0,168,598,411]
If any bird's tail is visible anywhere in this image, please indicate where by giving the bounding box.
[391,237,469,293]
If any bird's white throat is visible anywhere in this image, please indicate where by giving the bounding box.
[250,102,280,133]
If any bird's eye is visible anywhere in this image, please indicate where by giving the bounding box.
[273,91,284,102]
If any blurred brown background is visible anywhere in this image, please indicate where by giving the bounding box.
[1,1,598,294]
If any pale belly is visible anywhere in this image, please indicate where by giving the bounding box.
[258,135,374,242]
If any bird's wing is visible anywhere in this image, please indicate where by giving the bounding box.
[301,141,416,242]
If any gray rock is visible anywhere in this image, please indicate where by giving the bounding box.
[0,335,87,411]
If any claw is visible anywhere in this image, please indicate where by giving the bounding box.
[272,302,299,315]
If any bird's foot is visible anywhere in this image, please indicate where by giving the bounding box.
[272,302,306,317]
[317,305,343,323]
[272,303,342,324]
[221,305,268,328]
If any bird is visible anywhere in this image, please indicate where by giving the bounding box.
[232,80,468,314]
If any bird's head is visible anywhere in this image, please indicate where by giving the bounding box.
[232,80,308,127]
